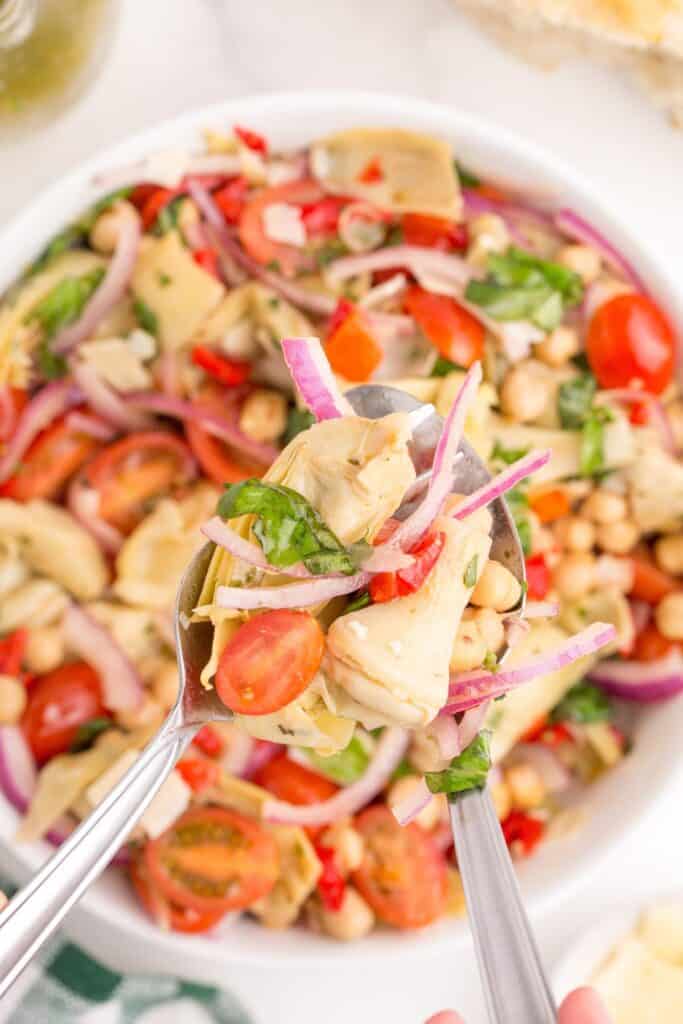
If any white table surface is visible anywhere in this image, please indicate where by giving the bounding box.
[3,1,683,1021]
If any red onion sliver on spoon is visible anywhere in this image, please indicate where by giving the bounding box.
[281,336,353,420]
[554,209,646,291]
[52,215,141,355]
[588,649,683,702]
[216,571,370,610]
[71,362,151,432]
[0,380,82,483]
[457,701,492,751]
[443,623,617,714]
[452,449,551,522]
[391,777,433,827]
[62,605,144,712]
[263,727,409,827]
[427,715,462,760]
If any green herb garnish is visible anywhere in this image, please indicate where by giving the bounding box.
[483,650,499,672]
[579,406,613,477]
[151,196,183,236]
[26,188,132,277]
[305,735,370,785]
[465,247,583,330]
[557,374,597,430]
[425,731,492,795]
[505,485,532,556]
[282,407,315,445]
[314,238,349,268]
[430,356,462,378]
[551,682,611,724]
[217,479,367,576]
[491,440,530,466]
[455,161,481,189]
[345,590,371,613]
[132,297,159,336]
[384,224,404,247]
[27,267,105,378]
[69,718,111,753]
[265,259,282,273]
[463,554,479,588]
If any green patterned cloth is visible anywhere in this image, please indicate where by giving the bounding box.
[0,883,252,1024]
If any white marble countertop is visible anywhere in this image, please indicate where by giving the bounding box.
[3,1,683,1021]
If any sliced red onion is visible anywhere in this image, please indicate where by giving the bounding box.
[326,246,473,290]
[92,151,241,191]
[0,380,82,483]
[126,391,278,465]
[188,179,335,317]
[52,215,141,355]
[367,311,416,336]
[391,777,433,827]
[220,732,254,777]
[67,477,124,554]
[522,601,559,619]
[504,616,531,650]
[463,188,556,251]
[359,273,408,310]
[281,336,353,420]
[457,701,491,751]
[62,604,144,712]
[263,727,408,827]
[427,715,462,760]
[457,295,545,362]
[452,449,551,522]
[243,740,281,780]
[597,389,675,454]
[588,649,683,702]
[65,410,117,441]
[71,362,151,432]
[554,209,645,291]
[443,622,617,714]
[156,350,182,396]
[0,727,77,848]
[504,742,571,793]
[216,571,370,610]
[386,362,482,553]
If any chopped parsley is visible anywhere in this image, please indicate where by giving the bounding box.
[425,731,492,796]
[430,355,462,378]
[314,238,348,268]
[132,297,159,336]
[384,224,404,247]
[265,259,282,273]
[551,682,611,724]
[505,485,533,556]
[151,196,183,236]
[465,247,583,330]
[463,554,479,588]
[482,650,499,672]
[557,373,613,477]
[455,161,481,189]
[282,407,315,445]
[157,271,172,287]
[27,267,105,379]
[345,590,371,613]
[69,718,111,753]
[491,440,530,466]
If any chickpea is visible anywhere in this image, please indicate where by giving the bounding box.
[490,777,512,821]
[553,552,596,600]
[665,400,683,451]
[554,516,595,553]
[466,213,510,269]
[320,822,365,875]
[534,326,580,368]
[655,593,683,640]
[312,887,375,942]
[464,606,505,653]
[23,626,65,675]
[655,534,683,576]
[582,490,628,525]
[115,694,164,732]
[595,519,639,555]
[89,200,140,254]
[500,365,550,424]
[388,775,442,831]
[238,388,288,444]
[505,763,546,811]
[557,244,602,284]
[0,675,27,725]
[471,560,522,612]
[151,660,179,710]
[450,618,487,672]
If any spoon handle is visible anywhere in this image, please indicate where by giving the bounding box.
[449,787,557,1024]
[0,714,195,998]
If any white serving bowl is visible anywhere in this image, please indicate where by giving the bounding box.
[1,91,682,980]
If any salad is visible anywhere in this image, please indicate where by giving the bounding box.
[0,123,681,941]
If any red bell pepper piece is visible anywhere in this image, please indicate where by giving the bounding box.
[191,345,251,387]
[314,843,346,912]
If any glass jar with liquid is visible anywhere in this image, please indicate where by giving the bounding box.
[0,0,118,138]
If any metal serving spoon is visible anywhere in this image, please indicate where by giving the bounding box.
[0,385,554,1022]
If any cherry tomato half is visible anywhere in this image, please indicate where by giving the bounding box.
[0,415,99,501]
[84,431,195,533]
[185,387,268,485]
[144,807,279,914]
[628,554,677,605]
[215,609,325,716]
[22,662,105,764]
[587,293,676,394]
[238,179,325,276]
[632,623,679,662]
[403,286,484,367]
[401,213,468,252]
[352,805,448,929]
[130,856,226,934]
[252,754,338,839]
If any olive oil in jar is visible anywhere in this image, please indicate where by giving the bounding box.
[0,0,116,137]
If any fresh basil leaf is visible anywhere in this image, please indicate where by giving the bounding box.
[305,736,370,785]
[391,757,413,782]
[132,297,159,336]
[26,188,131,277]
[580,406,612,478]
[491,440,530,466]
[551,682,611,724]
[345,590,371,613]
[36,342,68,380]
[69,717,111,753]
[483,650,499,672]
[425,731,491,795]
[282,407,315,445]
[430,355,462,378]
[384,224,404,247]
[465,247,583,330]
[217,479,359,575]
[151,196,183,236]
[557,374,597,429]
[463,554,479,588]
[315,238,348,268]
[455,162,481,189]
[27,268,105,339]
